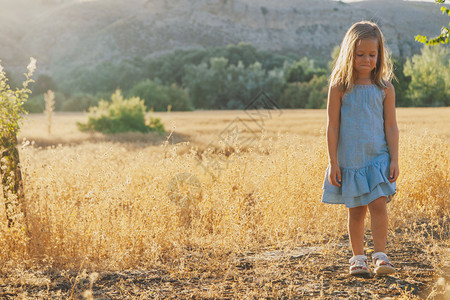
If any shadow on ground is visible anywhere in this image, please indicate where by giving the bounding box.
[18,131,190,150]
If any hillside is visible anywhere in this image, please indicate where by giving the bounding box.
[0,0,448,78]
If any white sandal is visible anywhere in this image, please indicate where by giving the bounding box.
[372,252,395,275]
[349,255,370,275]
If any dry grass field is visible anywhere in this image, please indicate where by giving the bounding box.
[0,107,448,299]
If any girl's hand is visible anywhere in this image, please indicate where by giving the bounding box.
[389,161,399,183]
[328,163,342,187]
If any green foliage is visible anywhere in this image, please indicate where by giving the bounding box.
[403,46,450,106]
[32,74,57,95]
[146,48,206,87]
[0,58,36,229]
[279,83,307,108]
[1,68,21,90]
[261,6,269,15]
[23,95,45,113]
[286,63,306,83]
[164,83,193,111]
[147,42,294,87]
[258,50,297,71]
[183,57,286,109]
[147,116,165,133]
[183,57,231,109]
[262,68,287,107]
[392,57,411,107]
[60,58,147,95]
[48,43,297,110]
[130,79,192,111]
[77,90,164,134]
[7,43,446,112]
[61,93,99,112]
[218,43,259,69]
[305,75,329,109]
[286,57,327,83]
[279,75,328,109]
[0,58,36,138]
[24,92,67,113]
[415,0,449,45]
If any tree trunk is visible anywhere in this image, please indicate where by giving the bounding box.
[0,134,27,228]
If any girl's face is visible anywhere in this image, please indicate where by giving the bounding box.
[354,38,378,77]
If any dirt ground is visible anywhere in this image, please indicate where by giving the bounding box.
[0,220,448,299]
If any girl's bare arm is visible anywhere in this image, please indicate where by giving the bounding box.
[327,85,342,187]
[383,82,399,182]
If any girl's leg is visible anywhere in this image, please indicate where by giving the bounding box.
[368,196,388,253]
[348,205,367,255]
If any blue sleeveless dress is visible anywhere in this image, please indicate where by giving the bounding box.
[321,84,396,208]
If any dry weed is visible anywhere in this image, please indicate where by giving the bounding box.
[0,108,447,298]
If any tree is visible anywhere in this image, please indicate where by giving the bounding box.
[130,79,192,111]
[286,57,327,83]
[143,43,294,88]
[415,0,449,45]
[60,58,147,95]
[279,75,328,109]
[32,74,57,95]
[403,46,450,106]
[183,57,285,109]
[286,63,306,83]
[146,48,206,87]
[0,58,36,228]
[60,93,99,112]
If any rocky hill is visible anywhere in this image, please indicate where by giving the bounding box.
[0,0,448,78]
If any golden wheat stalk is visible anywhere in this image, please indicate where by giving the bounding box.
[44,90,55,135]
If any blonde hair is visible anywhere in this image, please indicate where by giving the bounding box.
[329,21,394,92]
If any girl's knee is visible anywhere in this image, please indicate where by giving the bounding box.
[349,205,367,220]
[368,197,387,214]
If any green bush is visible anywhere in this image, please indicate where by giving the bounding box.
[147,116,165,133]
[77,90,164,134]
[130,79,192,111]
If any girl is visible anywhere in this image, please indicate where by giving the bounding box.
[322,21,399,275]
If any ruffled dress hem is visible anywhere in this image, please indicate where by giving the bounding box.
[321,155,396,208]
